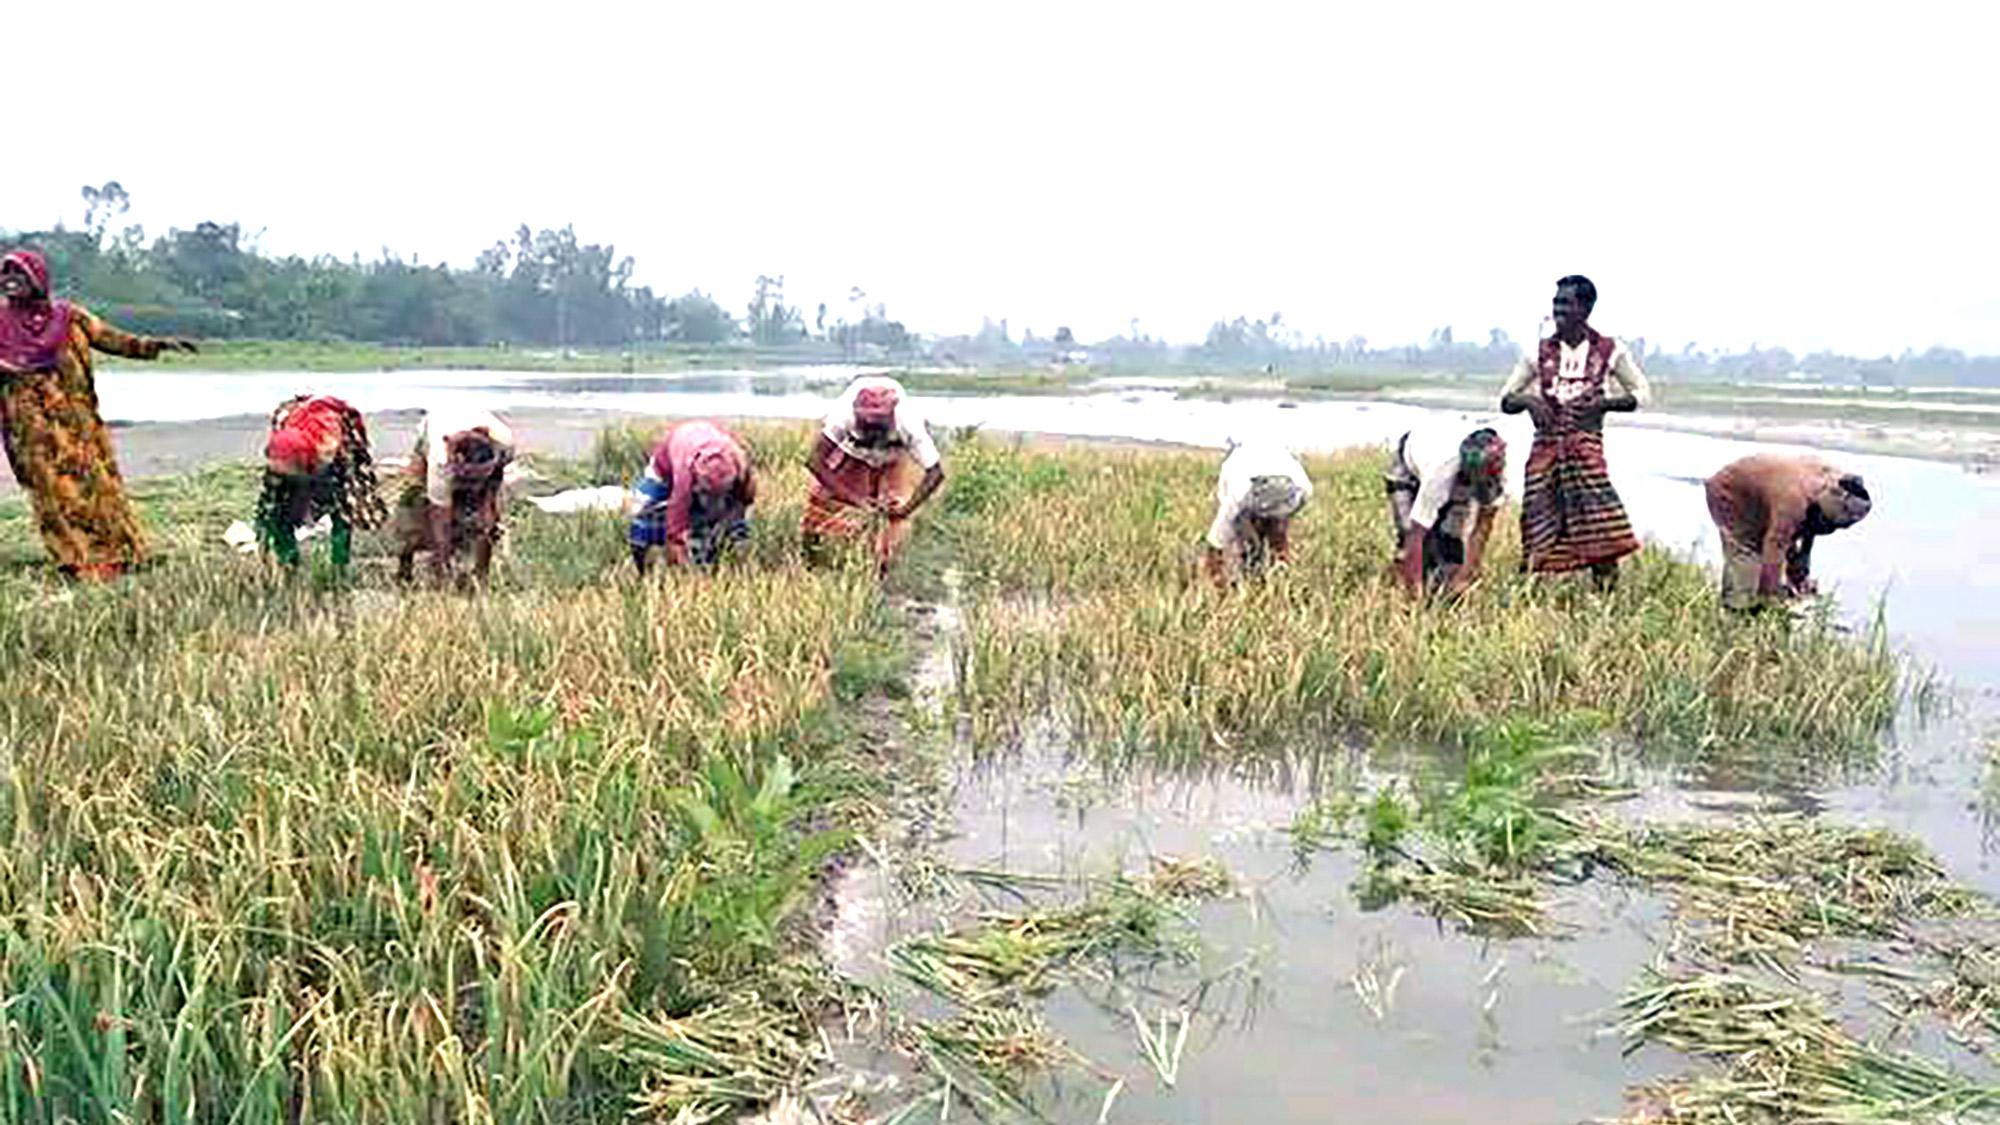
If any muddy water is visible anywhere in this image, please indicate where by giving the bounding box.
[940,740,1676,1123]
[93,369,2000,1119]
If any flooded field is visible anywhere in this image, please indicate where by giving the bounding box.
[26,369,2000,1121]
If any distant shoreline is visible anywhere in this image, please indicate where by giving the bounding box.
[0,406,1208,497]
[4,384,1991,500]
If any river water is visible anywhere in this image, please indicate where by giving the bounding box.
[91,366,2000,1122]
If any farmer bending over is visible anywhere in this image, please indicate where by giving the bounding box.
[801,374,944,574]
[630,419,757,573]
[396,407,515,586]
[1386,426,1508,596]
[258,394,386,570]
[1704,453,1871,611]
[1203,438,1313,584]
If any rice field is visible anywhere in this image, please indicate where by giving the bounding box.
[0,422,1970,1122]
[942,434,1903,775]
[0,425,895,1122]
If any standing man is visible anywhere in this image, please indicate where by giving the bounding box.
[1203,438,1313,584]
[1499,275,1651,588]
[629,419,757,573]
[258,394,386,571]
[801,373,945,575]
[396,406,516,586]
[1385,426,1508,596]
[1704,453,1872,611]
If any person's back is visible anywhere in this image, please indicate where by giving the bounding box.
[1707,454,1836,537]
[1204,440,1312,582]
[631,420,756,571]
[1705,453,1870,609]
[1385,426,1508,595]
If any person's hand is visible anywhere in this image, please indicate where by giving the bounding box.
[1388,563,1422,597]
[1789,576,1819,598]
[1205,548,1232,587]
[1757,562,1784,598]
[880,498,909,520]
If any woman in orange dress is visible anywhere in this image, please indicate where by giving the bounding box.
[0,249,197,578]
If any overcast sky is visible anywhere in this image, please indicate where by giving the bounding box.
[11,1,1996,354]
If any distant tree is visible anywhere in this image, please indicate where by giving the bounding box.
[81,181,130,246]
[667,291,737,344]
[156,221,250,301]
[747,275,804,345]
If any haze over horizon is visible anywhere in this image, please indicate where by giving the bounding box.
[11,1,1995,356]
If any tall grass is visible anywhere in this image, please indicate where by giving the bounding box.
[945,436,1901,772]
[0,423,882,1122]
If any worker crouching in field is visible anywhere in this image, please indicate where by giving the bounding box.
[257,394,386,570]
[801,374,944,575]
[396,407,515,586]
[1386,426,1507,597]
[1704,453,1871,611]
[630,420,757,573]
[1203,439,1313,584]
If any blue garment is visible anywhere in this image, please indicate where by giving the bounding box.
[629,476,749,564]
[629,475,675,547]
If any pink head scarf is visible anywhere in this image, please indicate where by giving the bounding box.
[852,384,899,428]
[0,250,73,371]
[656,420,746,496]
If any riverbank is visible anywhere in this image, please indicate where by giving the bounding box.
[0,406,1201,496]
[94,338,872,375]
[94,346,2000,469]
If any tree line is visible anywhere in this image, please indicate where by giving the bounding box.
[13,183,1996,386]
[6,182,916,353]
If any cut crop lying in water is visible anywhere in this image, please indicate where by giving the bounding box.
[1588,818,1989,973]
[888,878,1203,1008]
[1612,971,2000,1124]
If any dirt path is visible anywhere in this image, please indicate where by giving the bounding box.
[0,408,623,496]
[1,408,1205,498]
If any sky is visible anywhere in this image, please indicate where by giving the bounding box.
[9,1,1997,355]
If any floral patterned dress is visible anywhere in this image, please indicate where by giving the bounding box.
[0,308,169,574]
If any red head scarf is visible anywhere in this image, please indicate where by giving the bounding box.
[266,428,317,474]
[853,384,899,427]
[0,250,73,372]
